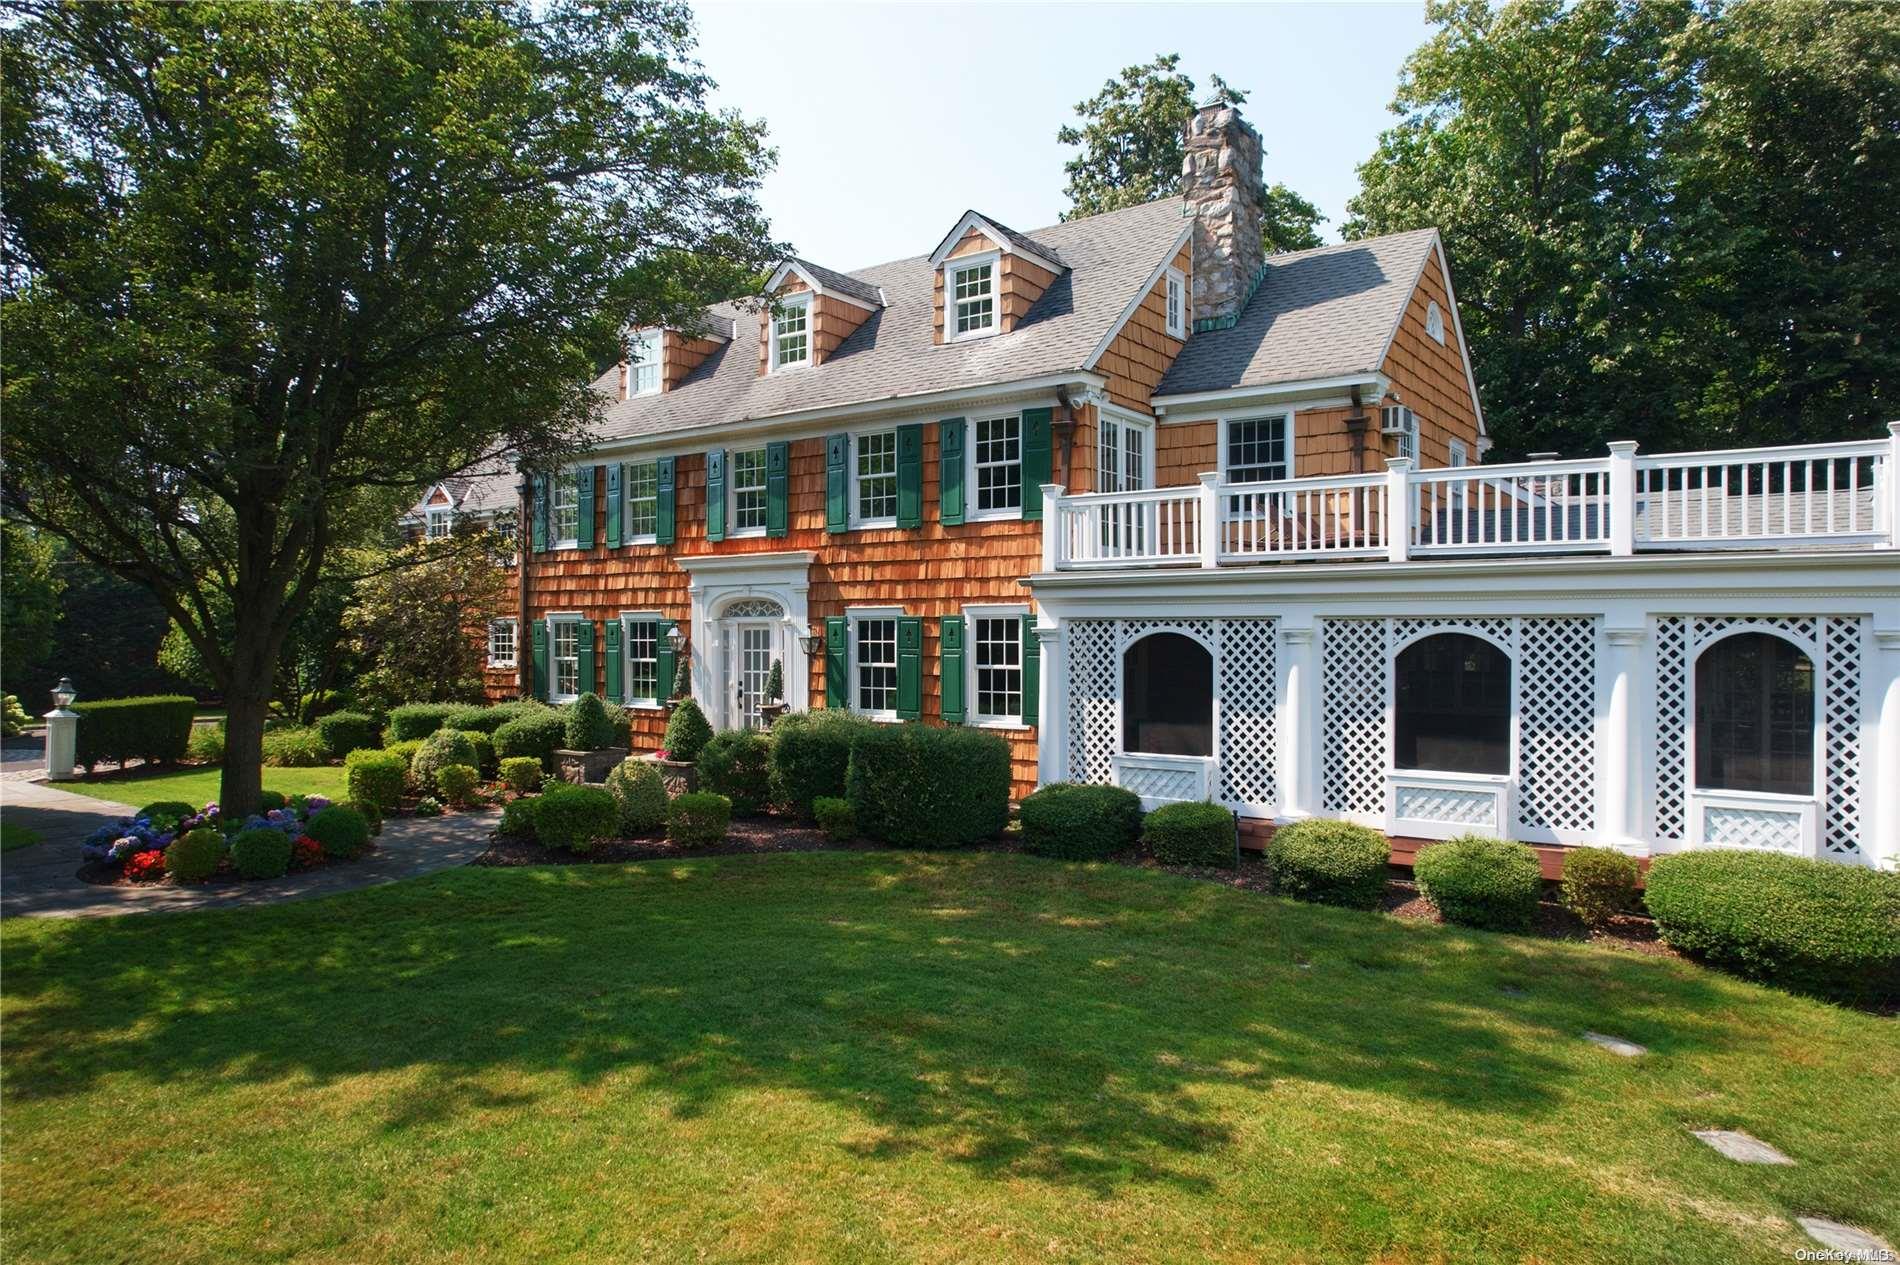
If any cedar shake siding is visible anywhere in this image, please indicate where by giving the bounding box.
[1377,244,1482,468]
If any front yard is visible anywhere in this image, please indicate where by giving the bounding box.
[52,763,349,809]
[2,850,1893,1263]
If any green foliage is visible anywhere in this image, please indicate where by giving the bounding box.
[661,699,713,764]
[71,695,195,771]
[456,729,496,777]
[499,756,544,795]
[0,521,64,698]
[1019,783,1143,861]
[413,796,444,818]
[604,757,667,837]
[498,795,538,840]
[697,730,772,817]
[670,655,693,700]
[444,705,504,734]
[344,542,511,718]
[1644,851,1900,1006]
[346,799,383,838]
[188,723,226,764]
[1560,847,1642,929]
[494,711,565,769]
[1141,802,1237,868]
[769,710,873,818]
[764,659,784,703]
[532,784,617,854]
[410,729,478,797]
[667,792,731,848]
[164,827,225,882]
[1414,835,1544,933]
[812,796,855,843]
[386,704,461,743]
[845,724,1010,850]
[231,827,293,880]
[562,692,619,752]
[2,693,31,738]
[137,801,198,832]
[436,763,480,807]
[343,749,406,812]
[1263,819,1390,910]
[256,790,287,813]
[307,805,372,860]
[315,711,378,759]
[261,726,326,768]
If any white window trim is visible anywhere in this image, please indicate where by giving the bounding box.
[967,410,1025,522]
[1448,439,1468,468]
[963,603,1030,729]
[623,458,661,545]
[770,294,812,372]
[846,605,904,723]
[425,505,454,539]
[1217,413,1295,484]
[726,446,770,539]
[628,329,662,396]
[618,611,665,709]
[552,466,582,549]
[545,612,585,704]
[945,250,1001,342]
[1098,404,1156,493]
[1425,300,1447,345]
[487,618,517,669]
[1164,267,1187,340]
[849,427,899,529]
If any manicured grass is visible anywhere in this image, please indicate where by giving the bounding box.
[52,763,348,809]
[0,819,43,851]
[2,851,1894,1263]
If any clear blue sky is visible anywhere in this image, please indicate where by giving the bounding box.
[690,2,1432,271]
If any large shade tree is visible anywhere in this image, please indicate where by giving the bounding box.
[2,0,780,814]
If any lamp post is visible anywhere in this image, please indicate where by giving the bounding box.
[43,677,78,779]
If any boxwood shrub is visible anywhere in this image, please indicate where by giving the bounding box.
[344,749,406,811]
[457,729,496,777]
[498,796,538,840]
[532,784,617,853]
[436,763,480,807]
[410,729,478,797]
[667,791,731,847]
[846,723,1009,850]
[699,730,773,817]
[73,694,195,771]
[1263,819,1390,909]
[315,711,379,759]
[1141,802,1237,868]
[1019,783,1143,860]
[1644,851,1900,1005]
[813,795,855,843]
[494,711,565,769]
[164,827,226,882]
[499,756,543,795]
[662,699,713,764]
[307,805,371,860]
[257,790,287,812]
[345,798,383,837]
[1560,846,1643,929]
[231,826,293,879]
[1414,835,1545,932]
[386,703,461,742]
[261,726,327,767]
[562,693,620,752]
[769,710,873,818]
[137,801,197,832]
[604,757,667,836]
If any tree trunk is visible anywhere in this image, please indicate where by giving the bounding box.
[218,604,286,820]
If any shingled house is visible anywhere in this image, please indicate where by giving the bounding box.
[410,100,1900,871]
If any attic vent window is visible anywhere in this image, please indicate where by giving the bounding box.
[772,297,810,369]
[949,258,996,338]
[1425,300,1446,345]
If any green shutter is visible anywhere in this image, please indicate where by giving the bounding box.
[1022,407,1052,521]
[655,619,678,701]
[825,434,848,533]
[766,440,790,537]
[605,463,623,549]
[825,616,848,708]
[896,424,923,529]
[604,619,623,703]
[577,620,597,697]
[938,418,966,526]
[1020,615,1040,725]
[575,467,596,549]
[531,621,549,702]
[896,616,922,721]
[655,457,676,545]
[704,449,726,542]
[939,615,965,724]
[531,473,549,552]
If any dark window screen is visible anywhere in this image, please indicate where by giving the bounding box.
[1695,633,1814,796]
[1394,633,1511,775]
[1122,633,1214,757]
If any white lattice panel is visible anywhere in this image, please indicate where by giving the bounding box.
[1653,616,1690,841]
[1395,784,1497,825]
[1118,764,1202,802]
[1391,616,1516,651]
[1517,618,1598,833]
[1704,805,1805,852]
[1067,620,1120,784]
[1322,619,1386,816]
[1821,617,1863,855]
[1219,619,1278,806]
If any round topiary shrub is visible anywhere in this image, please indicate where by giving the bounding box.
[845,723,1010,849]
[306,805,371,861]
[410,728,478,797]
[562,692,620,752]
[436,763,480,807]
[498,795,538,840]
[532,784,618,853]
[165,827,226,882]
[1560,846,1642,929]
[345,749,407,811]
[1644,851,1900,1005]
[386,703,460,742]
[813,795,856,843]
[667,792,731,847]
[662,698,714,764]
[1019,783,1143,861]
[315,710,379,759]
[231,826,293,879]
[346,798,384,837]
[494,711,565,769]
[257,789,288,813]
[769,710,872,818]
[604,757,667,836]
[453,729,496,777]
[1263,819,1391,910]
[499,756,543,795]
[1141,802,1238,868]
[1414,835,1545,932]
[698,730,772,817]
[137,800,197,832]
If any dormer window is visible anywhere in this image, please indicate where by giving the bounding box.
[629,330,661,396]
[772,297,810,370]
[1165,267,1187,339]
[949,255,997,339]
[426,506,453,539]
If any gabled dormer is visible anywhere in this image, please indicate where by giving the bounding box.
[928,210,1066,345]
[759,259,884,375]
[619,315,733,399]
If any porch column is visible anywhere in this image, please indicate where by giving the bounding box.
[1601,623,1648,854]
[1035,615,1068,788]
[1874,627,1900,870]
[1276,620,1318,820]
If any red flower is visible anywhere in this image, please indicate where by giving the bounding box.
[124,849,166,883]
[291,836,324,871]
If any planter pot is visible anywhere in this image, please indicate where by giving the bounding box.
[759,702,790,726]
[554,746,628,786]
[645,752,697,796]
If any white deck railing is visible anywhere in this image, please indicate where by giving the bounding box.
[1041,426,1900,571]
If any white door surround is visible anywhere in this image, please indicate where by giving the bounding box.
[676,551,815,731]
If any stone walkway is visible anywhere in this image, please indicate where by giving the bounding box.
[0,777,494,919]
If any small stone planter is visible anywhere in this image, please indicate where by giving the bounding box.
[646,751,697,796]
[554,746,628,785]
[759,702,789,727]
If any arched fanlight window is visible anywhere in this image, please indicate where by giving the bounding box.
[1394,633,1511,775]
[1122,633,1213,757]
[1695,632,1815,796]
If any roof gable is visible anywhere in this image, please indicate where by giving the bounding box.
[765,259,884,311]
[927,210,1066,273]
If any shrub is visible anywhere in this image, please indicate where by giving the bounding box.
[231,826,293,879]
[290,836,324,870]
[662,698,713,764]
[1560,847,1642,929]
[261,726,327,767]
[444,705,507,734]
[164,827,225,882]
[188,722,226,764]
[1644,851,1900,1005]
[346,799,384,837]
[436,763,480,807]
[315,710,378,758]
[769,710,873,818]
[498,796,538,840]
[533,784,617,853]
[257,790,288,812]
[413,796,444,818]
[386,703,462,742]
[382,737,424,768]
[698,730,772,816]
[124,849,167,882]
[1019,783,1143,861]
[499,756,543,795]
[1414,835,1545,932]
[1264,819,1390,910]
[562,693,620,752]
[306,805,372,860]
[1,693,29,738]
[451,729,496,777]
[604,757,667,836]
[494,711,565,769]
[137,800,197,832]
[72,694,195,770]
[344,749,406,811]
[410,728,478,797]
[667,791,730,847]
[1141,802,1238,868]
[813,796,855,843]
[845,724,1009,850]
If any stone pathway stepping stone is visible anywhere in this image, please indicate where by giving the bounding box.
[1691,1129,1793,1165]
[1798,1217,1894,1256]
[1583,1031,1646,1057]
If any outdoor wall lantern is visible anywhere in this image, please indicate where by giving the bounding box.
[797,628,824,658]
[663,623,687,653]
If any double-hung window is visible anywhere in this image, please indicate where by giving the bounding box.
[551,618,581,701]
[1224,416,1290,484]
[730,448,768,533]
[487,619,517,669]
[851,614,899,719]
[1164,267,1187,339]
[629,330,661,396]
[552,471,581,546]
[972,413,1022,516]
[624,616,660,704]
[772,298,809,369]
[968,608,1027,726]
[949,256,996,338]
[853,430,897,526]
[426,506,453,539]
[624,460,659,540]
[1097,412,1151,494]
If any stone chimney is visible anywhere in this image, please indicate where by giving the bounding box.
[1182,99,1265,330]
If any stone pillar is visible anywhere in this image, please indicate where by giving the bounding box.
[1035,617,1067,788]
[1276,621,1317,820]
[1601,624,1648,854]
[1182,100,1264,329]
[1873,628,1900,870]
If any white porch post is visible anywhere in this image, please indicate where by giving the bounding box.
[1873,627,1900,870]
[1039,483,1065,572]
[1385,458,1412,562]
[1885,421,1900,549]
[1276,620,1317,820]
[1600,623,1648,854]
[1607,441,1638,557]
[1197,472,1221,568]
[1035,615,1067,788]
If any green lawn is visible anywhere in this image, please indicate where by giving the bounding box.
[52,763,348,809]
[2,851,1893,1264]
[0,819,43,851]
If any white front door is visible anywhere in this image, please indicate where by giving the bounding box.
[726,620,777,730]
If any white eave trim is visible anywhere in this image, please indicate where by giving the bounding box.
[675,549,816,576]
[764,261,882,313]
[1082,222,1195,372]
[1152,372,1389,424]
[927,210,1066,273]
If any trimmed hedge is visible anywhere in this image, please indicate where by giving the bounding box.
[231,827,293,879]
[386,703,461,742]
[813,796,855,843]
[436,763,479,807]
[456,729,496,777]
[662,699,713,764]
[411,729,478,797]
[307,805,371,860]
[1644,851,1900,1005]
[165,827,225,882]
[498,796,538,840]
[532,784,617,853]
[563,693,620,752]
[346,799,383,837]
[604,757,667,836]
[499,756,543,795]
[261,726,326,767]
[667,792,731,847]
[315,711,379,759]
[73,694,195,771]
[1019,783,1143,861]
[444,705,504,734]
[1414,835,1544,932]
[699,730,773,817]
[344,749,406,811]
[494,711,565,769]
[1264,819,1390,910]
[1141,802,1237,868]
[769,710,873,818]
[845,723,1010,850]
[1560,846,1642,929]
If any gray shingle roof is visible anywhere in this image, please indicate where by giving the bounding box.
[1156,228,1439,397]
[403,452,517,521]
[590,197,1188,444]
[974,214,1066,271]
[789,258,885,308]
